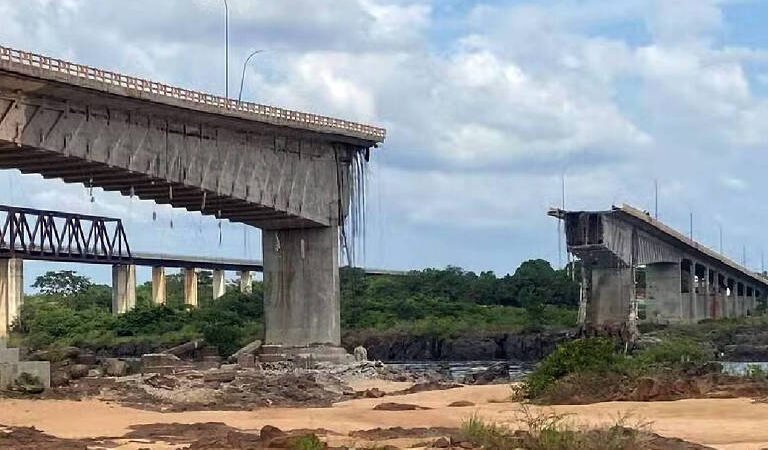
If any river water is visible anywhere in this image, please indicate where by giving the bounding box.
[387,360,533,381]
[388,360,768,381]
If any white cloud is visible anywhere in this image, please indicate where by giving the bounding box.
[2,0,768,273]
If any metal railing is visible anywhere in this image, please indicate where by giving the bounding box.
[0,45,386,142]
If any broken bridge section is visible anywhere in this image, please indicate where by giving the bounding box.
[0,45,386,353]
[551,204,768,326]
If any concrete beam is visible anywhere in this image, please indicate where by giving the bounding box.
[183,268,198,307]
[213,269,226,300]
[263,226,341,346]
[112,264,136,314]
[239,270,253,294]
[151,267,166,305]
[0,258,23,337]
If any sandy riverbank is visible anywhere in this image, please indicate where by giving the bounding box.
[0,382,766,449]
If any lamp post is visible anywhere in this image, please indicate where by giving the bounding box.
[223,0,229,98]
[238,50,264,101]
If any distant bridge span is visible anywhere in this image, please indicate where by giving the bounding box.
[550,204,768,326]
[0,204,404,333]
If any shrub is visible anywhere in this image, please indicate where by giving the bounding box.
[634,337,709,367]
[525,338,618,398]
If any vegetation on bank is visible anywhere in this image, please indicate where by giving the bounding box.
[522,336,714,403]
[461,410,662,450]
[11,260,579,355]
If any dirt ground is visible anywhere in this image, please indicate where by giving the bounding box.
[0,383,767,449]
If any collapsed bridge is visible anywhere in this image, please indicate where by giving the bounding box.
[0,44,386,355]
[550,204,768,326]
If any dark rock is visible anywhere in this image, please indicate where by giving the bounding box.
[448,400,475,407]
[462,362,510,385]
[203,370,236,383]
[75,351,97,366]
[260,425,284,442]
[50,370,70,387]
[104,358,130,377]
[361,388,386,398]
[66,364,90,379]
[433,437,450,448]
[372,402,431,411]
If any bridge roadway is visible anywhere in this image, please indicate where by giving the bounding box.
[551,204,768,327]
[0,45,387,352]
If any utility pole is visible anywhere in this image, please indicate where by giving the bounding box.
[743,245,747,266]
[719,223,723,254]
[223,0,229,99]
[689,212,693,240]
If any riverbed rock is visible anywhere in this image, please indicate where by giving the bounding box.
[462,362,510,385]
[448,400,475,407]
[66,364,90,379]
[373,402,432,411]
[104,358,130,377]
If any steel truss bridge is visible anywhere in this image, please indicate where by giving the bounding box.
[0,204,402,274]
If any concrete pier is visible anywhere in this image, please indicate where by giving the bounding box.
[151,267,166,305]
[213,269,226,299]
[587,267,632,326]
[112,264,136,314]
[183,268,198,307]
[645,262,682,324]
[0,258,23,337]
[239,270,253,294]
[263,226,341,347]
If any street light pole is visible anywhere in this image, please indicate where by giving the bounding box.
[223,0,229,98]
[238,50,264,101]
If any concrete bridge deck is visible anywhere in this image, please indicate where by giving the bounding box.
[551,204,768,326]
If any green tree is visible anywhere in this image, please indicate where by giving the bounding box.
[32,270,92,297]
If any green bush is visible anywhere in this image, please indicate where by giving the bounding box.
[526,338,618,398]
[634,337,709,367]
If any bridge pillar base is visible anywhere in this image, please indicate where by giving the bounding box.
[0,258,23,337]
[263,226,340,347]
[112,264,136,315]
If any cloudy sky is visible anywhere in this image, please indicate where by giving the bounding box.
[2,0,768,285]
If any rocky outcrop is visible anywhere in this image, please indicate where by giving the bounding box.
[344,330,575,362]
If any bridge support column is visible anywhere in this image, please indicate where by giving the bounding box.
[239,271,253,294]
[587,267,632,326]
[0,258,23,338]
[645,262,683,323]
[213,270,226,300]
[183,268,198,307]
[262,226,342,348]
[112,264,136,314]
[151,267,166,305]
